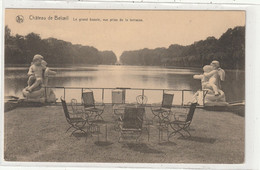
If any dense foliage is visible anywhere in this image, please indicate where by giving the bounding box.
[5,26,245,69]
[120,26,245,69]
[5,26,117,66]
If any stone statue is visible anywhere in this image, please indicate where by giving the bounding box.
[22,55,56,103]
[193,60,227,106]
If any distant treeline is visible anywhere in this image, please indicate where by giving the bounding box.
[120,26,245,69]
[4,26,117,65]
[5,25,245,69]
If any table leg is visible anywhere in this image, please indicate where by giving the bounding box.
[105,124,108,142]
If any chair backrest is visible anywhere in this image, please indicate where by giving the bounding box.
[185,102,197,123]
[60,97,71,120]
[123,107,145,129]
[71,99,78,114]
[82,91,95,107]
[162,93,174,109]
[112,89,126,104]
[136,95,148,105]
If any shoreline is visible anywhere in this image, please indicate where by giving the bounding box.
[4,64,245,72]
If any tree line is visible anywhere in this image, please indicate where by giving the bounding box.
[120,26,245,69]
[4,26,117,66]
[5,25,245,69]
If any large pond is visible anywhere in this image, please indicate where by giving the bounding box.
[4,65,245,104]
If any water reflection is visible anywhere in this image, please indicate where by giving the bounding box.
[4,65,244,103]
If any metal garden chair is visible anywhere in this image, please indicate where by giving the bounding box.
[151,92,174,122]
[61,97,88,137]
[61,97,100,140]
[70,98,84,118]
[112,89,126,117]
[82,89,105,121]
[136,95,153,134]
[167,102,198,141]
[118,106,149,142]
[112,89,127,131]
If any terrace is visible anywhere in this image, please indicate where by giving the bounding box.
[4,102,244,163]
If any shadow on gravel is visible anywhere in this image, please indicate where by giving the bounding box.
[179,136,216,144]
[94,141,113,146]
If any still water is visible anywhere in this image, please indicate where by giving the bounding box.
[4,65,245,104]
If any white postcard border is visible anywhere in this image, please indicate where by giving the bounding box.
[1,1,260,170]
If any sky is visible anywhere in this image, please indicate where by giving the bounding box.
[5,9,245,58]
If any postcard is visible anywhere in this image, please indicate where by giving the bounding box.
[1,2,256,169]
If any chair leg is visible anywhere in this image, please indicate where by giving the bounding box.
[168,124,186,141]
[176,124,191,138]
[71,129,78,136]
[118,132,122,143]
[168,131,176,141]
[70,126,88,140]
[87,111,94,119]
[75,121,87,129]
[158,128,161,143]
[70,129,80,140]
[168,130,185,141]
[136,131,142,142]
[80,129,88,135]
[105,124,108,142]
[160,111,170,120]
[185,130,191,137]
[158,127,165,143]
[166,128,169,141]
[152,111,160,121]
[152,115,159,120]
[114,123,120,132]
[94,114,103,121]
[147,126,150,141]
[93,111,104,121]
[182,127,191,137]
[66,126,72,133]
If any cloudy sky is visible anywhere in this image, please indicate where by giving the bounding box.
[5,9,245,58]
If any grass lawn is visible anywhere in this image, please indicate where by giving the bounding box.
[4,104,244,163]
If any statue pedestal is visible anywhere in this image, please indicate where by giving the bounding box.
[22,87,56,103]
[204,89,226,103]
[194,89,228,106]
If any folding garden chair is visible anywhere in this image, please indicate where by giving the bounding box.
[152,92,174,122]
[112,89,127,131]
[61,97,100,140]
[118,106,149,142]
[70,98,84,118]
[136,95,153,133]
[82,89,105,121]
[61,97,88,137]
[167,102,197,141]
[112,89,126,116]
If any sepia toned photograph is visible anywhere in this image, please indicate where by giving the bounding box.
[3,9,245,164]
